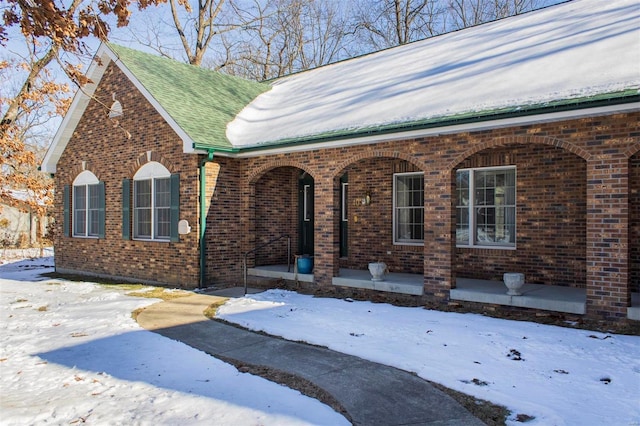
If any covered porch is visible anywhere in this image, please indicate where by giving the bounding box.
[247,265,640,319]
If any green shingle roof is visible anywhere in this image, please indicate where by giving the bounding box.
[108,44,269,151]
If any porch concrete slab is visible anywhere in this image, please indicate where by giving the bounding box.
[333,268,424,295]
[452,278,586,314]
[137,294,483,426]
[201,286,263,298]
[248,265,314,283]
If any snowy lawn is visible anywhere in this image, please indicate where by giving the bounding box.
[0,253,348,426]
[217,290,640,426]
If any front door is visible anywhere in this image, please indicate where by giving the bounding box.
[298,173,314,255]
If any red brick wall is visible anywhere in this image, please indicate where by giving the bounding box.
[630,153,639,293]
[242,112,639,320]
[202,157,247,285]
[455,144,587,286]
[53,62,200,287]
[253,167,298,265]
[339,158,423,274]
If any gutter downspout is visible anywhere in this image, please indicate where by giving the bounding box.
[199,149,215,289]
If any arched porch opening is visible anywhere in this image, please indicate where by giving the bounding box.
[450,141,588,315]
[252,165,313,266]
[330,154,426,296]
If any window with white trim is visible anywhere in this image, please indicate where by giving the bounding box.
[72,171,102,237]
[456,166,516,247]
[393,172,424,245]
[341,181,349,222]
[133,162,172,240]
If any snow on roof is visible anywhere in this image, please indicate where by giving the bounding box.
[227,0,640,148]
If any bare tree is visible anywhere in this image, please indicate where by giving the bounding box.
[446,0,545,29]
[123,0,257,66]
[353,0,445,51]
[221,0,354,80]
[169,0,231,65]
[1,0,164,214]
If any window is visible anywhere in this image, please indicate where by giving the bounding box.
[126,162,179,242]
[303,184,312,222]
[394,172,424,245]
[71,171,104,238]
[340,174,348,257]
[341,181,349,222]
[456,166,516,248]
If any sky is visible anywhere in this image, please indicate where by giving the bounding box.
[1,250,638,425]
[227,0,640,147]
[1,0,572,154]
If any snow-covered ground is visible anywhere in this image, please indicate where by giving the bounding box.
[1,252,638,425]
[0,253,348,426]
[218,292,640,426]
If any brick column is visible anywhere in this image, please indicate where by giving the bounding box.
[586,156,630,320]
[423,170,454,299]
[313,176,338,288]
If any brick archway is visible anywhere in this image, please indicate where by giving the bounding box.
[624,141,640,159]
[246,161,316,272]
[248,160,316,184]
[129,151,176,176]
[333,149,427,179]
[67,162,101,184]
[447,135,591,170]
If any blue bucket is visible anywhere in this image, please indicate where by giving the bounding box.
[297,256,313,274]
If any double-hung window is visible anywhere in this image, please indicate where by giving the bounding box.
[134,177,171,239]
[71,171,104,238]
[456,166,516,248]
[393,172,424,245]
[126,161,179,242]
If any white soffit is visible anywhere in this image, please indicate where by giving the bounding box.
[41,43,196,174]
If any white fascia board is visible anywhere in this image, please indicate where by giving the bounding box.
[231,102,640,158]
[105,48,195,155]
[41,44,112,173]
[41,43,196,174]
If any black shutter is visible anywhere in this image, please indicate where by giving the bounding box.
[63,185,70,237]
[98,181,106,238]
[170,174,180,242]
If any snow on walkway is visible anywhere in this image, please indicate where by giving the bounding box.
[218,290,640,425]
[0,255,348,425]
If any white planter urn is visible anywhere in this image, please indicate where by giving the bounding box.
[368,262,388,282]
[503,273,525,296]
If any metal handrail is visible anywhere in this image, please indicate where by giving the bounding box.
[243,234,291,295]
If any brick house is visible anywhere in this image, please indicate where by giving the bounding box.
[42,0,639,323]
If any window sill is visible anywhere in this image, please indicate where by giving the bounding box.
[393,241,424,247]
[456,244,516,250]
[132,238,171,243]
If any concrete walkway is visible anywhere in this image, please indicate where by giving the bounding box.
[137,292,484,426]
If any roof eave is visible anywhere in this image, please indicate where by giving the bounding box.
[41,44,113,174]
[41,43,200,174]
[229,92,640,157]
